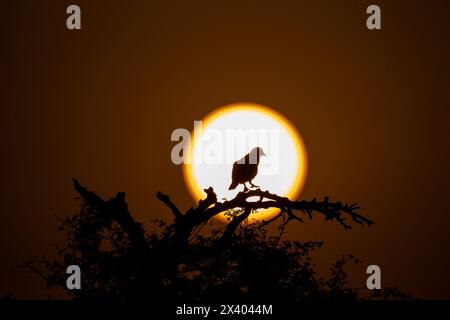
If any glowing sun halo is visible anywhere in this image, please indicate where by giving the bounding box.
[183,103,308,222]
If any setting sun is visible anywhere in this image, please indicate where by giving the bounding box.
[183,103,308,222]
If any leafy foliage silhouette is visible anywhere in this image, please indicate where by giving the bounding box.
[19,179,410,301]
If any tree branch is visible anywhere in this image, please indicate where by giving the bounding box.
[192,188,373,230]
[156,186,373,247]
[156,192,182,219]
[72,178,150,257]
[220,207,252,244]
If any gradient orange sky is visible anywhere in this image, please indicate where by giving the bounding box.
[1,0,449,299]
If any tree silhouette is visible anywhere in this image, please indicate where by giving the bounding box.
[18,179,410,301]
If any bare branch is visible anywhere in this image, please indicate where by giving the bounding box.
[72,179,150,257]
[156,186,373,246]
[220,207,252,244]
[156,192,182,219]
[187,188,374,229]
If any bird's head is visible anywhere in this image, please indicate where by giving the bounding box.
[251,147,266,158]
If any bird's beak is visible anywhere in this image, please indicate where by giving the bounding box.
[261,150,266,157]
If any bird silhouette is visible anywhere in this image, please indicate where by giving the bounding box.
[229,147,266,192]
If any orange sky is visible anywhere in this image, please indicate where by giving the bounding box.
[1,0,450,299]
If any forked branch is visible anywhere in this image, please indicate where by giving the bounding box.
[157,187,374,238]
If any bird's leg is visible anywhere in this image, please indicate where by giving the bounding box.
[249,180,259,188]
[243,183,249,192]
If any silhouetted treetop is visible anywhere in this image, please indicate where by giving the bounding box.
[17,179,410,303]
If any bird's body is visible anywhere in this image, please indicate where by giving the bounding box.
[229,147,266,191]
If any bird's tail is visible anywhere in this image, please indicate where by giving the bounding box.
[228,181,238,190]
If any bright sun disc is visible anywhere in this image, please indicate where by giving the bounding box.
[183,103,308,222]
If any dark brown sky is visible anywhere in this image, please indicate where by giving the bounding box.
[1,0,450,299]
